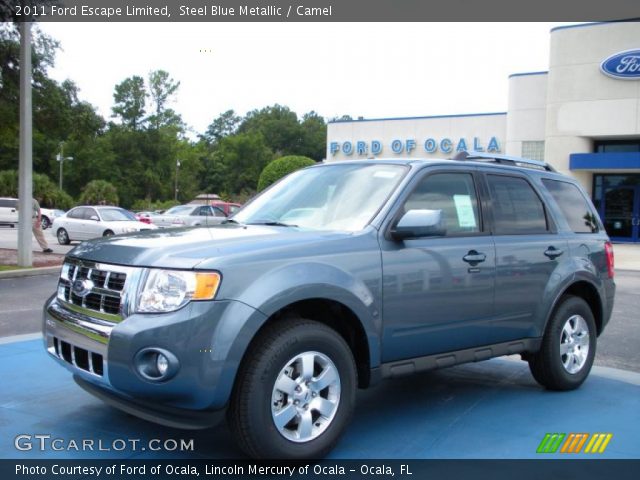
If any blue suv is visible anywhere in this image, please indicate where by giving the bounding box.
[43,152,615,458]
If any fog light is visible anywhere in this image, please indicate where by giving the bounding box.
[134,348,179,382]
[156,353,169,376]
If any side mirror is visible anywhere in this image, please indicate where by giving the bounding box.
[391,209,446,240]
[90,215,100,222]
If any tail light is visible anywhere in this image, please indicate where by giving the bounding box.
[604,241,614,279]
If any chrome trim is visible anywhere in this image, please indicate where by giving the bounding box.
[48,301,114,344]
[57,259,138,323]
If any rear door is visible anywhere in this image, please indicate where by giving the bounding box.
[380,168,496,361]
[0,199,18,224]
[481,171,568,341]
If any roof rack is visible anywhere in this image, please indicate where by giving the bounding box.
[452,151,556,172]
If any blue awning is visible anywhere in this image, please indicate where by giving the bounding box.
[570,152,640,170]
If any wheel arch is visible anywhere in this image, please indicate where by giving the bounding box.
[546,280,604,336]
[236,298,373,389]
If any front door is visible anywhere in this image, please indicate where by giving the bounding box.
[601,186,640,242]
[380,170,496,362]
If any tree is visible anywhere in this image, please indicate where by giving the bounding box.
[147,69,182,130]
[214,132,274,195]
[0,169,73,209]
[257,155,316,192]
[238,104,303,156]
[202,109,241,145]
[79,180,119,206]
[299,111,327,161]
[111,76,147,130]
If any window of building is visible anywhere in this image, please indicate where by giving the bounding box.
[595,140,640,154]
[522,141,545,161]
[542,179,598,233]
[486,175,548,234]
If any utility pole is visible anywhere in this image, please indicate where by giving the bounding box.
[56,141,73,190]
[174,159,181,201]
[17,22,33,267]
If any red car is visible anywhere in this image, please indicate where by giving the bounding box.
[209,201,241,216]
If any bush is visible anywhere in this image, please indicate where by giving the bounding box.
[130,198,180,212]
[0,169,74,209]
[257,155,316,192]
[79,180,119,206]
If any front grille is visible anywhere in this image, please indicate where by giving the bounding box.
[58,261,130,320]
[52,337,104,376]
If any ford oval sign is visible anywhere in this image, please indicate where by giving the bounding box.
[600,49,640,80]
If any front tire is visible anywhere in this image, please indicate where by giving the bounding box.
[528,295,596,391]
[227,317,357,459]
[57,228,70,245]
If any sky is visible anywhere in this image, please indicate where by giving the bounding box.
[39,22,575,137]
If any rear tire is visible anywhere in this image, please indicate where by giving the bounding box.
[103,230,114,237]
[57,228,70,245]
[41,216,51,230]
[227,316,357,459]
[528,295,596,391]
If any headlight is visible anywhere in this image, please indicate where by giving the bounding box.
[136,269,221,313]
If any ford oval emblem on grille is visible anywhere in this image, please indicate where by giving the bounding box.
[72,279,94,298]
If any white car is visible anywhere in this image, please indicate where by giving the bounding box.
[150,204,227,228]
[52,206,157,244]
[0,197,18,227]
[40,208,65,230]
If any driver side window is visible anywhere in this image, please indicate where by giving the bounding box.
[403,172,481,236]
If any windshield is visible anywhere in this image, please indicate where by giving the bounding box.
[165,206,194,215]
[234,163,407,231]
[99,208,135,222]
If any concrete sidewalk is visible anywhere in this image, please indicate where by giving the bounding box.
[612,244,640,271]
[0,338,638,459]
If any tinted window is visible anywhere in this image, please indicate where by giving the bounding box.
[542,179,599,233]
[0,199,14,208]
[83,208,99,220]
[403,173,481,235]
[212,207,226,217]
[487,175,547,234]
[67,208,84,219]
[99,208,133,221]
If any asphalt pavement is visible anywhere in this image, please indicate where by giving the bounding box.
[0,224,75,255]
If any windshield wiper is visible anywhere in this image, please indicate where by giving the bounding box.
[247,221,298,228]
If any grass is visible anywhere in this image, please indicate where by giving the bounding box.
[0,265,28,272]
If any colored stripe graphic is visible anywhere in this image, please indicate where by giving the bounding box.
[537,433,565,453]
[560,433,588,453]
[584,433,613,454]
[538,433,613,454]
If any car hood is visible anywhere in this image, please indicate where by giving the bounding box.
[66,224,355,269]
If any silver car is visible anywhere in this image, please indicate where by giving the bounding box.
[150,204,227,228]
[52,206,157,244]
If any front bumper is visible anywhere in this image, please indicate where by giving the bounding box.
[43,295,267,415]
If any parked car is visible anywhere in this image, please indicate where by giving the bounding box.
[52,206,157,244]
[150,204,227,228]
[134,211,159,225]
[40,208,65,230]
[0,197,18,227]
[209,200,242,216]
[44,153,615,459]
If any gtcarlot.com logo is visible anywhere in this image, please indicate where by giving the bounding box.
[537,433,613,454]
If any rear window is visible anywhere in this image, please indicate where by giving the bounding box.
[542,179,599,233]
[0,198,17,208]
[486,175,548,234]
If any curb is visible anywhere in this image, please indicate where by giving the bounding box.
[0,265,61,279]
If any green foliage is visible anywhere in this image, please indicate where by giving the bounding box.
[130,198,179,212]
[202,110,241,145]
[79,180,119,206]
[111,76,147,130]
[257,155,316,192]
[0,169,74,209]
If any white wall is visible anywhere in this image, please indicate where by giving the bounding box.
[326,114,506,161]
[505,73,547,156]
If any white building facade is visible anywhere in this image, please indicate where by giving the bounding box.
[327,21,640,242]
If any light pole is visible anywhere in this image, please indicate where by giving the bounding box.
[174,159,181,201]
[56,142,73,190]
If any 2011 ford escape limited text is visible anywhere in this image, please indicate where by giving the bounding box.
[43,153,615,459]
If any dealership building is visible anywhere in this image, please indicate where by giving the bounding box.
[326,21,640,242]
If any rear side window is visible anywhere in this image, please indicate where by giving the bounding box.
[542,179,599,233]
[486,175,548,234]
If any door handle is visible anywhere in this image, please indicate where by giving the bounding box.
[463,250,486,264]
[544,246,564,259]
